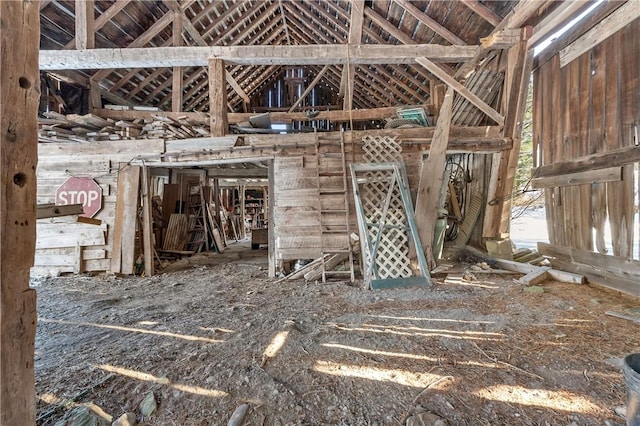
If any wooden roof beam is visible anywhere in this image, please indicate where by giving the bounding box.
[288,65,331,112]
[458,0,502,27]
[227,2,281,46]
[454,0,548,79]
[41,44,479,70]
[416,56,504,126]
[394,0,467,45]
[91,11,174,82]
[360,65,419,105]
[298,0,349,41]
[283,1,343,43]
[277,0,293,44]
[65,0,130,49]
[364,7,414,45]
[202,2,256,44]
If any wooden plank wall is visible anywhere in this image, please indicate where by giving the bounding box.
[272,134,425,263]
[533,19,639,292]
[33,139,164,276]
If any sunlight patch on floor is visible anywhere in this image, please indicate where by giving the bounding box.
[263,330,290,359]
[370,315,495,325]
[329,322,503,341]
[95,364,229,398]
[313,360,445,388]
[40,318,224,343]
[474,384,606,414]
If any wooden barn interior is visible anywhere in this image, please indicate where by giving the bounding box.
[2,0,639,424]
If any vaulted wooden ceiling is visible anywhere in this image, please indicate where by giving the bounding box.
[39,0,536,113]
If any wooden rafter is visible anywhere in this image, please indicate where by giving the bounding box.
[278,0,293,44]
[126,68,168,100]
[364,7,414,45]
[454,0,549,79]
[393,0,466,45]
[459,0,502,27]
[360,65,418,105]
[288,65,331,112]
[416,56,504,126]
[91,10,174,82]
[65,0,130,49]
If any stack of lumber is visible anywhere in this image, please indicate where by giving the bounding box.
[38,112,210,143]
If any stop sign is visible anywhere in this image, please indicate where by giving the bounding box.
[55,177,103,218]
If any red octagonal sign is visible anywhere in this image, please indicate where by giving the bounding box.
[55,177,103,218]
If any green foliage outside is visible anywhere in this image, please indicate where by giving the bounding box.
[512,78,542,218]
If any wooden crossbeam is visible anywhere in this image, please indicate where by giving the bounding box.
[394,0,467,45]
[416,56,504,126]
[41,44,478,70]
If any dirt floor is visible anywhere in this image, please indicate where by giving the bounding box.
[33,241,639,425]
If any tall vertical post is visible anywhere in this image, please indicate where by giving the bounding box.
[1,1,40,423]
[172,10,183,112]
[208,58,228,137]
[75,0,95,50]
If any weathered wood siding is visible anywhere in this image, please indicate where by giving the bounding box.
[34,140,164,276]
[272,134,423,263]
[533,18,639,294]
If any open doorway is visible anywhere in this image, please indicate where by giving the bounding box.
[146,159,274,275]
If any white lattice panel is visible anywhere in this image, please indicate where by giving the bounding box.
[363,135,402,164]
[355,168,412,279]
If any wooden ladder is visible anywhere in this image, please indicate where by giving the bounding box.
[315,130,355,282]
[185,182,208,253]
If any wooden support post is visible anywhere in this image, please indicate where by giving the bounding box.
[240,184,246,239]
[172,10,183,112]
[110,165,141,274]
[213,178,221,229]
[268,161,276,278]
[141,167,154,277]
[414,87,454,269]
[483,32,532,252]
[342,0,364,111]
[89,78,101,112]
[75,0,95,50]
[1,1,39,423]
[208,58,228,137]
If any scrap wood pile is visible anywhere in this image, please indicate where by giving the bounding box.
[38,111,210,143]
